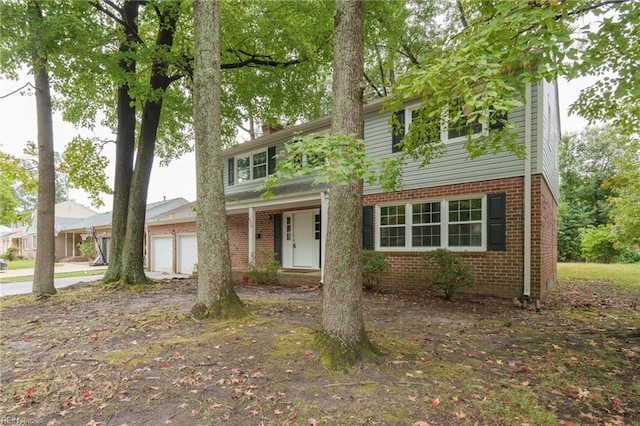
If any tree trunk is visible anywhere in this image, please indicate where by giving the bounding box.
[103,0,138,284]
[119,4,179,286]
[29,1,56,297]
[317,0,378,370]
[191,0,246,319]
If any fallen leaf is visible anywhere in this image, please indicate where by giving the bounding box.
[431,398,440,408]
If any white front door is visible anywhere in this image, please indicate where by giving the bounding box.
[283,210,320,268]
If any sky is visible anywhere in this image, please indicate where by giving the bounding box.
[0,75,596,213]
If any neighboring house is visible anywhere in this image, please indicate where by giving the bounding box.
[147,80,559,302]
[7,201,97,260]
[61,197,190,265]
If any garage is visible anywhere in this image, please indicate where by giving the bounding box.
[151,236,173,273]
[177,234,197,275]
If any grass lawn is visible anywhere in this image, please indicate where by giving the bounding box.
[3,259,64,270]
[0,265,638,425]
[0,269,106,284]
[558,262,640,290]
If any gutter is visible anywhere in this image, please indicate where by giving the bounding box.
[523,82,532,299]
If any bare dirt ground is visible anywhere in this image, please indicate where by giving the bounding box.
[1,278,638,426]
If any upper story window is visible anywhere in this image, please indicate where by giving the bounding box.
[377,196,486,251]
[236,150,267,184]
[391,103,507,151]
[228,146,276,187]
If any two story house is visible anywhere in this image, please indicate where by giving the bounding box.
[148,80,559,302]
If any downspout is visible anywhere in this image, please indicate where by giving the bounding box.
[523,82,532,299]
[320,190,329,284]
[248,207,256,266]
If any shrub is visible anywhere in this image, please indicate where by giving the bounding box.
[2,246,18,261]
[580,225,621,263]
[192,263,198,277]
[247,249,280,285]
[616,248,640,264]
[423,249,474,301]
[77,241,97,259]
[362,250,390,292]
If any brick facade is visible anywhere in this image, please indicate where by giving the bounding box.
[147,175,558,301]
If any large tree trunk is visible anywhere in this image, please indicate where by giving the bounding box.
[191,0,246,319]
[103,0,138,284]
[316,0,378,370]
[119,4,179,286]
[30,1,56,298]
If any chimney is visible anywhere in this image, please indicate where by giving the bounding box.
[261,123,283,135]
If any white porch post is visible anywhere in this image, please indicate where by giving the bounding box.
[320,191,329,283]
[248,207,256,266]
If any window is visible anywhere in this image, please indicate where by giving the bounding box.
[412,202,441,247]
[377,196,486,251]
[32,235,37,250]
[23,238,28,250]
[286,216,292,241]
[235,149,268,183]
[448,198,482,247]
[314,214,321,240]
[392,102,507,150]
[446,99,482,141]
[379,205,406,247]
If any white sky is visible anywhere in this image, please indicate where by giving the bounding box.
[0,75,595,213]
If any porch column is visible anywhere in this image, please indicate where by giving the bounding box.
[248,207,256,265]
[320,191,329,283]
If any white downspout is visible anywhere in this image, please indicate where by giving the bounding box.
[248,207,256,266]
[524,82,532,298]
[320,191,329,284]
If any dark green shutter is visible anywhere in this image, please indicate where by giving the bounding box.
[362,206,374,250]
[489,112,508,131]
[273,213,282,264]
[392,110,405,153]
[268,146,276,174]
[487,193,506,251]
[228,158,234,186]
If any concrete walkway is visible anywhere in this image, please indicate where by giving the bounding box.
[0,262,190,297]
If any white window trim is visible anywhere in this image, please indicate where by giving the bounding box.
[234,148,268,185]
[23,237,28,250]
[32,234,37,250]
[375,195,487,252]
[401,102,487,146]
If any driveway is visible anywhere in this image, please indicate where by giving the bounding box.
[0,263,189,297]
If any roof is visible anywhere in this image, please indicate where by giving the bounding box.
[59,197,190,232]
[222,96,387,157]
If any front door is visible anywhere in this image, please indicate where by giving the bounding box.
[283,210,319,268]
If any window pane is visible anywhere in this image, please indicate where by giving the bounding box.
[380,227,405,247]
[471,209,482,221]
[237,156,250,182]
[412,224,441,247]
[253,164,267,179]
[253,151,267,165]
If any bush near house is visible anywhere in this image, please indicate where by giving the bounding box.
[2,246,19,261]
[423,248,474,301]
[362,250,390,292]
[247,249,279,285]
[77,241,97,259]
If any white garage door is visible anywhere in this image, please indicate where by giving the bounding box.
[178,234,198,275]
[151,236,173,273]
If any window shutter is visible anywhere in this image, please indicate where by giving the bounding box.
[489,112,508,131]
[273,213,282,264]
[392,110,405,153]
[227,158,234,186]
[487,193,506,251]
[268,146,276,175]
[362,206,374,250]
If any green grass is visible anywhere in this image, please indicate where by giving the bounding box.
[3,259,64,270]
[558,262,640,290]
[0,269,106,284]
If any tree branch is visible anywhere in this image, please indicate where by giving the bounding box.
[363,72,384,98]
[0,82,36,99]
[90,0,143,44]
[456,0,469,29]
